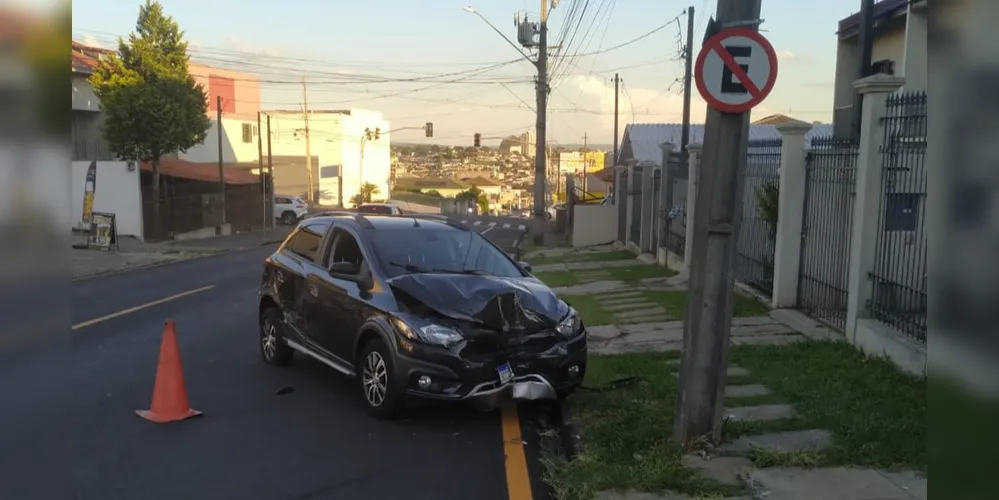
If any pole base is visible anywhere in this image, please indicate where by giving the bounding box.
[135,408,202,424]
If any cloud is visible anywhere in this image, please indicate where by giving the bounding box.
[81,34,103,48]
[776,49,797,60]
[223,35,281,57]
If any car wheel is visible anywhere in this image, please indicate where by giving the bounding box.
[281,211,297,225]
[260,308,293,366]
[358,339,402,419]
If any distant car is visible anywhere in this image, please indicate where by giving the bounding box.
[256,213,587,419]
[275,195,309,225]
[356,203,404,215]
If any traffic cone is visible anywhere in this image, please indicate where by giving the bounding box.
[136,320,202,423]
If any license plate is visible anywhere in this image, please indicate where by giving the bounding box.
[497,362,513,384]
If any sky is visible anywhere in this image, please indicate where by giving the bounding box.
[70,0,866,146]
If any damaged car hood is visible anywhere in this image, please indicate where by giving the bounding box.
[387,274,568,332]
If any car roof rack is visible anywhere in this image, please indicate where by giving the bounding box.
[309,211,375,229]
[390,213,469,231]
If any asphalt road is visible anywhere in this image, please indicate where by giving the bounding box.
[5,220,546,500]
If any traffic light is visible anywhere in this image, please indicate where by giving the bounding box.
[474,133,481,147]
[425,122,433,138]
[374,127,380,140]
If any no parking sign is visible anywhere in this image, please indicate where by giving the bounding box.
[694,27,778,113]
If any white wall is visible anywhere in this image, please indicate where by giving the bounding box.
[180,117,260,163]
[337,109,391,205]
[72,74,100,112]
[71,161,143,240]
[571,203,617,247]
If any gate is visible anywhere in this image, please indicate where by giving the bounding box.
[664,153,688,257]
[797,136,859,331]
[629,165,644,245]
[735,139,781,294]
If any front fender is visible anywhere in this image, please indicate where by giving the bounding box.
[353,316,398,360]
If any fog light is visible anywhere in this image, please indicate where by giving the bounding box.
[417,375,432,389]
[567,365,580,376]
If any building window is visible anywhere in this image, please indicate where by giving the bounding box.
[871,59,895,75]
[242,123,253,143]
[320,165,340,178]
[884,193,920,231]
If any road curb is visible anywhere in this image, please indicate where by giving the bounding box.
[71,239,284,283]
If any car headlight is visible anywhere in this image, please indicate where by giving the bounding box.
[392,317,464,348]
[555,308,582,337]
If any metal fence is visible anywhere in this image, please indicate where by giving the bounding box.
[797,136,859,330]
[663,153,688,258]
[871,91,928,343]
[651,169,662,250]
[735,138,782,294]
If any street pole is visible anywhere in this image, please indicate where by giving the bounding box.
[680,6,695,156]
[258,111,266,233]
[582,133,588,194]
[853,0,874,137]
[673,0,763,447]
[216,96,226,225]
[302,76,314,204]
[532,0,549,241]
[613,73,620,164]
[266,115,273,227]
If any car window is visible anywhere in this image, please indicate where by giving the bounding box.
[327,229,365,273]
[286,223,326,263]
[368,228,523,278]
[357,205,392,214]
[275,197,290,204]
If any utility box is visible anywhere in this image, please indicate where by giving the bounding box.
[517,21,537,47]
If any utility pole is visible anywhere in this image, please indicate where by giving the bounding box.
[258,111,266,232]
[853,0,874,137]
[216,96,226,225]
[673,0,763,447]
[532,0,550,240]
[267,115,273,227]
[613,73,620,164]
[302,76,314,204]
[582,133,588,194]
[680,6,695,156]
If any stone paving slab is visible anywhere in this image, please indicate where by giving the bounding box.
[587,318,801,353]
[670,365,751,378]
[614,307,668,320]
[723,429,834,454]
[603,300,656,311]
[726,404,796,422]
[725,383,771,398]
[743,467,926,500]
[681,454,753,486]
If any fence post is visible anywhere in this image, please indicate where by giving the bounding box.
[770,120,813,308]
[658,143,675,264]
[640,161,656,253]
[846,75,905,340]
[615,165,628,243]
[684,143,703,264]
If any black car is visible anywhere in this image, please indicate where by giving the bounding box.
[257,212,587,419]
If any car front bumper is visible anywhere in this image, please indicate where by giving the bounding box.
[391,329,587,408]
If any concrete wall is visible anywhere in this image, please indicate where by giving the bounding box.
[70,161,143,239]
[72,73,100,112]
[189,63,260,121]
[180,117,260,164]
[571,203,617,247]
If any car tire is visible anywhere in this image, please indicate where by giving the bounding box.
[260,308,293,366]
[281,211,297,225]
[357,338,403,420]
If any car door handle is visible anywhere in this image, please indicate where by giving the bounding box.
[308,284,318,297]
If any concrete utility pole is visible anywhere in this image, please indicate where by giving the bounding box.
[257,111,266,231]
[582,133,588,194]
[532,0,550,239]
[267,114,274,225]
[680,6,695,156]
[673,0,763,447]
[302,76,314,204]
[216,96,226,225]
[613,73,620,164]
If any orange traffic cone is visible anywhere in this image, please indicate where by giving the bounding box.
[136,320,202,423]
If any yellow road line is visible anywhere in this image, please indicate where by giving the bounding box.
[71,285,216,331]
[501,400,534,500]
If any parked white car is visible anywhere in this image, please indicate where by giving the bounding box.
[274,195,309,225]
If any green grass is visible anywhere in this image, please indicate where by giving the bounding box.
[543,341,927,500]
[532,264,678,288]
[527,250,637,266]
[560,290,771,326]
[532,271,580,287]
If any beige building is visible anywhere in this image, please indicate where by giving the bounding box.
[832,0,928,136]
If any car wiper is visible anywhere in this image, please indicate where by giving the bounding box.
[388,261,432,273]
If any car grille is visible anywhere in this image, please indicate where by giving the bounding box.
[459,327,559,362]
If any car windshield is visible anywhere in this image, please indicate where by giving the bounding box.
[368,228,524,279]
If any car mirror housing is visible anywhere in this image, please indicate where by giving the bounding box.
[518,261,532,273]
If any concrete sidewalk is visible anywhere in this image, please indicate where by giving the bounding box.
[165,225,292,250]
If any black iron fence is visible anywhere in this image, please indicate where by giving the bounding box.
[663,154,689,258]
[629,165,644,245]
[871,91,928,342]
[797,136,859,331]
[735,138,782,294]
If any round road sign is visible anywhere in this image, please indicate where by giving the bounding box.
[694,27,778,114]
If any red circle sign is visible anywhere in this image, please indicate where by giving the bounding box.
[694,27,779,114]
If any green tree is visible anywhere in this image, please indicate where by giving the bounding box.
[90,0,210,228]
[351,182,381,207]
[457,186,489,214]
[755,180,779,238]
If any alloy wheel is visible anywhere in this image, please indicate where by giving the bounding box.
[262,321,278,360]
[362,351,388,407]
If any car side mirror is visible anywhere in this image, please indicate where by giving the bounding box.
[328,261,359,277]
[518,261,532,273]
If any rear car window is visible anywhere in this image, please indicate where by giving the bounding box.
[286,222,328,263]
[357,205,392,214]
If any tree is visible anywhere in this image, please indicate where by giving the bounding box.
[90,0,211,231]
[351,182,381,207]
[457,186,489,214]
